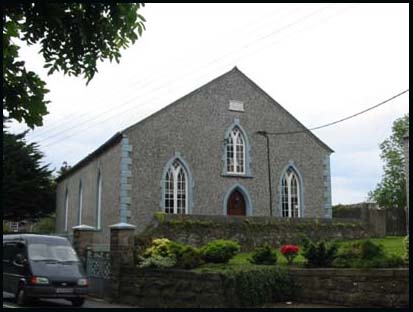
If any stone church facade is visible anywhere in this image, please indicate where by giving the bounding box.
[55,67,333,243]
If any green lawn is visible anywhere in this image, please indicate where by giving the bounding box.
[195,236,406,271]
[335,236,405,257]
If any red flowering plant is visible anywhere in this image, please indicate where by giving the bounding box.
[280,244,300,265]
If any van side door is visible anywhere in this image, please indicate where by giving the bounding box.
[3,242,28,294]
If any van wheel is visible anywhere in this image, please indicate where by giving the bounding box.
[16,287,29,306]
[71,298,85,307]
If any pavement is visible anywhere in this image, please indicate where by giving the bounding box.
[3,292,349,309]
[2,292,135,308]
[262,301,348,308]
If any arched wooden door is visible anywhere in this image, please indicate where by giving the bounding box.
[227,189,246,216]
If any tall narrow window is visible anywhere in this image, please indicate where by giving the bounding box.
[164,160,188,214]
[226,127,245,174]
[281,167,301,218]
[77,181,83,225]
[64,189,69,231]
[96,171,102,230]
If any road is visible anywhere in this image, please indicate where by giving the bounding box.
[2,292,135,308]
[3,292,348,309]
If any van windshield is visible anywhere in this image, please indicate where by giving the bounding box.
[28,243,79,262]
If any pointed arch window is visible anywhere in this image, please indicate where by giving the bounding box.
[96,171,102,230]
[77,181,83,225]
[226,127,245,174]
[281,167,301,218]
[64,189,69,231]
[164,160,188,214]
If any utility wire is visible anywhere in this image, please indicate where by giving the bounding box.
[29,5,334,144]
[26,5,299,139]
[260,89,409,136]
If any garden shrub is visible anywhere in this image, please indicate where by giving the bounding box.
[137,238,203,269]
[280,244,299,265]
[143,238,174,258]
[138,254,176,268]
[201,239,240,263]
[300,235,337,267]
[249,243,277,265]
[224,266,294,306]
[168,241,203,269]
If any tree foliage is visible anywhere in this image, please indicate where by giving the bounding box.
[369,114,409,209]
[3,3,146,128]
[32,215,56,234]
[3,127,56,221]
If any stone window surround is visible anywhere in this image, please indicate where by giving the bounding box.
[160,152,194,214]
[277,161,305,218]
[222,119,253,177]
[281,167,301,218]
[64,188,69,232]
[222,183,254,216]
[164,159,188,214]
[77,180,83,225]
[95,169,102,230]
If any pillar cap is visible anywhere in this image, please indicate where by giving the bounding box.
[109,222,136,230]
[72,224,96,231]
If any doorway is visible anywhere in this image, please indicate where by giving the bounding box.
[227,189,246,216]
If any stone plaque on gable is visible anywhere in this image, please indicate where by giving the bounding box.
[229,100,244,112]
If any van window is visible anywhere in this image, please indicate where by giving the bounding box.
[3,242,26,262]
[3,243,17,261]
[28,243,79,262]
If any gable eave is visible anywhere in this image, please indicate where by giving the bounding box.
[120,67,240,136]
[232,67,334,153]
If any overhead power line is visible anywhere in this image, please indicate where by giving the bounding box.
[260,89,409,136]
[26,4,301,140]
[29,4,335,145]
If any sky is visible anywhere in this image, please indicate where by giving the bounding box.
[8,3,409,205]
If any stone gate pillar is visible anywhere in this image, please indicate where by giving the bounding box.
[109,222,136,301]
[72,224,96,265]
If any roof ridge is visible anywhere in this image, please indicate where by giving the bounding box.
[121,66,237,134]
[233,68,334,153]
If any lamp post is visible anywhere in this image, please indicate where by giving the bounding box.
[257,130,273,217]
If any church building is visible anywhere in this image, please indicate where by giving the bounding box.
[55,67,333,243]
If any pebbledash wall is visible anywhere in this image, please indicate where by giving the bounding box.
[56,68,333,239]
[55,135,123,243]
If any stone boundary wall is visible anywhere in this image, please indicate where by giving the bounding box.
[115,267,240,308]
[290,268,409,308]
[333,202,406,236]
[113,267,409,308]
[135,214,374,252]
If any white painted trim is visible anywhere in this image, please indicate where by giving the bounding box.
[78,182,83,225]
[96,171,102,230]
[64,189,69,232]
[72,224,95,231]
[109,222,136,229]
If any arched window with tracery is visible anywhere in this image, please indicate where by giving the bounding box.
[164,160,188,214]
[64,188,69,231]
[226,127,245,174]
[281,167,301,218]
[77,180,83,225]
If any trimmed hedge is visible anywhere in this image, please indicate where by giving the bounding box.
[223,266,294,306]
[201,239,240,263]
[249,243,277,265]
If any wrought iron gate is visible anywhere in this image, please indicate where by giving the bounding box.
[85,246,111,298]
